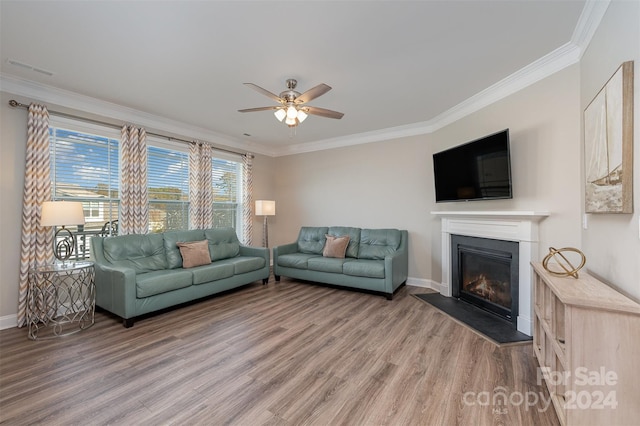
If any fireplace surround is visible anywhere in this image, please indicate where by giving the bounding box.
[432,211,549,336]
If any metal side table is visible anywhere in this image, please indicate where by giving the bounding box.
[27,261,95,340]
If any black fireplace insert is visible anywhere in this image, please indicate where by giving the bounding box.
[451,235,519,325]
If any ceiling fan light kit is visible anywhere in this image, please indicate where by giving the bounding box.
[274,109,286,121]
[239,78,344,128]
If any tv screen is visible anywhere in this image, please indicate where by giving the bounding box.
[433,129,512,202]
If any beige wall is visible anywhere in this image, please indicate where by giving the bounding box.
[271,65,582,285]
[250,153,277,247]
[270,134,435,283]
[0,91,28,323]
[580,0,640,300]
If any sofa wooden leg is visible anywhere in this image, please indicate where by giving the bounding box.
[275,275,280,282]
[123,318,134,328]
[386,293,393,301]
[262,278,268,285]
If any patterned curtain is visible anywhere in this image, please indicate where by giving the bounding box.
[189,142,213,229]
[17,103,54,327]
[242,154,254,245]
[119,125,149,234]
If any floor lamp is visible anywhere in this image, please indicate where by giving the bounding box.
[255,200,275,247]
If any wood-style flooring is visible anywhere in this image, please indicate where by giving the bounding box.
[0,279,560,425]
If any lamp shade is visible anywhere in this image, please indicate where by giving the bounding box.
[255,200,276,216]
[274,109,286,122]
[40,201,86,226]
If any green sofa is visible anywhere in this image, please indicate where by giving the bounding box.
[273,227,408,299]
[91,228,270,327]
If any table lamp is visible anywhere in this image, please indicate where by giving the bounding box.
[40,201,86,263]
[255,200,275,247]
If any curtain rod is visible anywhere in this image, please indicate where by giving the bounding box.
[8,100,252,158]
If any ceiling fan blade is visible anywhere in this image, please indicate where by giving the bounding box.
[243,83,283,103]
[304,106,344,119]
[238,106,281,113]
[295,83,332,104]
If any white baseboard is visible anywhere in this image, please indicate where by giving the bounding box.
[406,277,442,291]
[0,314,18,330]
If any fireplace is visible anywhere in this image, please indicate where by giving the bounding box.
[432,210,549,336]
[451,235,519,325]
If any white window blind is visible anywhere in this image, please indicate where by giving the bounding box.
[212,157,242,230]
[49,126,120,258]
[148,145,189,232]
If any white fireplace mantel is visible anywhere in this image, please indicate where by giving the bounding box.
[431,210,550,220]
[431,210,549,336]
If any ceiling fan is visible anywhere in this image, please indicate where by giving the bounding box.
[238,79,344,127]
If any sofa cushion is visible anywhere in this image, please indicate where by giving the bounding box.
[358,229,402,260]
[323,234,350,258]
[228,256,266,275]
[205,228,240,261]
[163,230,207,269]
[343,259,385,279]
[308,257,350,274]
[328,227,361,258]
[177,240,211,268]
[277,253,320,270]
[190,263,235,285]
[136,269,193,298]
[103,234,168,273]
[297,227,329,254]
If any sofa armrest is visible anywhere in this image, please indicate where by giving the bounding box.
[239,245,270,265]
[273,242,298,257]
[273,242,298,277]
[94,262,137,319]
[384,230,409,293]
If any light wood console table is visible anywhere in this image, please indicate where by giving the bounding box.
[531,262,640,425]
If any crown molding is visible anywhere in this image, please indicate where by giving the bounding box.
[0,73,274,157]
[272,0,607,157]
[571,0,611,55]
[275,41,581,157]
[278,121,438,156]
[424,42,581,134]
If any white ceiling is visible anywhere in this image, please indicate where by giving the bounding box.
[1,1,591,156]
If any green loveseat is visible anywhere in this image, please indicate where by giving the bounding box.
[91,228,270,327]
[273,227,408,299]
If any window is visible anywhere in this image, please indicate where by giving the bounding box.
[212,157,243,232]
[48,117,247,252]
[83,201,103,221]
[49,121,120,259]
[147,145,189,233]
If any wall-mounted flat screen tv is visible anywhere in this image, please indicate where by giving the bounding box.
[433,129,512,202]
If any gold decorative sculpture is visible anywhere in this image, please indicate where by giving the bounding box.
[542,247,586,279]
